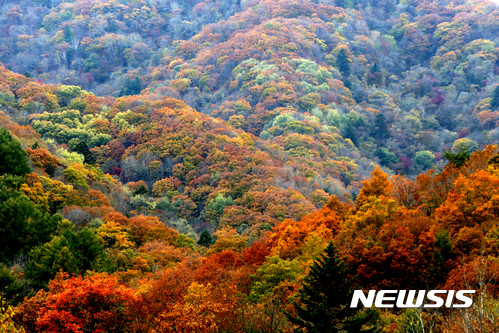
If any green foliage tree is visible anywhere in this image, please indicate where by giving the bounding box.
[414,151,435,170]
[343,122,357,146]
[205,194,234,224]
[120,77,141,96]
[372,114,390,140]
[0,128,30,177]
[60,227,103,272]
[443,149,470,168]
[370,63,380,74]
[250,255,301,301]
[375,148,399,166]
[63,24,74,42]
[63,166,89,190]
[197,229,214,247]
[298,93,321,110]
[443,138,477,167]
[491,85,499,109]
[0,182,60,263]
[106,19,119,33]
[430,229,453,286]
[335,0,352,8]
[452,138,478,153]
[25,223,103,290]
[73,141,96,165]
[286,241,380,333]
[58,85,82,106]
[25,235,80,290]
[0,264,24,304]
[337,48,350,78]
[134,185,149,196]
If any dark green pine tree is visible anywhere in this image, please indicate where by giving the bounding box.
[74,140,96,165]
[0,263,25,304]
[335,0,352,9]
[134,184,149,196]
[120,77,142,96]
[26,224,104,290]
[0,127,31,177]
[343,122,358,146]
[197,229,213,247]
[487,152,499,168]
[62,24,75,42]
[370,62,380,74]
[491,85,499,109]
[130,77,141,94]
[106,19,119,33]
[443,147,470,167]
[25,235,81,290]
[286,241,380,333]
[372,113,390,140]
[60,227,103,271]
[0,189,60,263]
[337,48,350,78]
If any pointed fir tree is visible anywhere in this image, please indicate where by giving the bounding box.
[0,127,31,177]
[343,122,358,146]
[73,140,96,165]
[130,77,141,94]
[285,241,380,333]
[197,229,213,247]
[372,113,389,140]
[443,143,471,168]
[337,48,350,78]
[62,24,75,42]
[491,85,499,109]
[370,62,380,74]
[120,77,142,96]
[134,185,149,196]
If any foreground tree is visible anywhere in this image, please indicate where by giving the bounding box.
[0,127,30,177]
[16,272,138,333]
[286,241,380,333]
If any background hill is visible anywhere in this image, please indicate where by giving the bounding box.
[1,0,499,180]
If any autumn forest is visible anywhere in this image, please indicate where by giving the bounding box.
[1,0,499,332]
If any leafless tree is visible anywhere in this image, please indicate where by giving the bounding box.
[443,256,499,333]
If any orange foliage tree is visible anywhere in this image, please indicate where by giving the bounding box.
[16,272,138,333]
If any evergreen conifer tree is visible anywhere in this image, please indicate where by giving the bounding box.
[0,127,31,177]
[286,241,380,333]
[197,229,213,247]
[372,113,390,140]
[120,77,142,96]
[443,148,470,167]
[74,140,96,165]
[134,185,149,196]
[491,85,499,109]
[337,48,350,78]
[343,122,358,145]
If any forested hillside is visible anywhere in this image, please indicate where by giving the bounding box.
[1,0,499,332]
[1,0,499,178]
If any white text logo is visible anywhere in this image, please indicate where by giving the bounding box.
[350,290,476,308]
